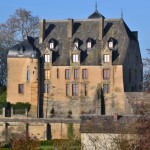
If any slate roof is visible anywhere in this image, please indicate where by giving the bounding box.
[88,10,105,19]
[8,13,140,66]
[8,36,39,58]
[40,18,138,66]
[80,115,149,134]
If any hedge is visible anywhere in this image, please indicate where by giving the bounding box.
[11,102,31,110]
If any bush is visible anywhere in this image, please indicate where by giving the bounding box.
[0,86,7,102]
[12,102,31,110]
[40,140,53,146]
[0,102,11,109]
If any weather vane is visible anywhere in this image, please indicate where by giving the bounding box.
[95,1,98,11]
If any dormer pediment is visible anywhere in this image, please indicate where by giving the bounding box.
[102,46,111,53]
[72,45,80,52]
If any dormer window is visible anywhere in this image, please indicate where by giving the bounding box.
[108,38,115,49]
[18,46,24,56]
[103,54,110,63]
[74,41,79,48]
[87,39,92,49]
[49,40,54,49]
[45,54,50,62]
[73,54,78,62]
[70,45,80,65]
[109,41,113,48]
[74,39,79,48]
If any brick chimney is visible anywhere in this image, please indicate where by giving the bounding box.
[113,113,118,121]
[99,17,104,41]
[67,19,73,38]
[39,19,46,44]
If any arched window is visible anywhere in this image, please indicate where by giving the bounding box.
[27,66,30,81]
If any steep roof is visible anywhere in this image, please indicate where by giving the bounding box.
[8,36,39,58]
[40,18,138,66]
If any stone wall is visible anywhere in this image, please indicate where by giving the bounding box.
[0,118,80,142]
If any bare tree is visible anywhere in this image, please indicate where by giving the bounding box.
[143,49,150,92]
[0,8,39,86]
[0,8,39,50]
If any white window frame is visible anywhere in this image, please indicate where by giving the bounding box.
[50,42,54,49]
[109,41,113,48]
[73,54,78,62]
[74,41,79,48]
[103,54,110,63]
[45,54,50,62]
[87,41,92,49]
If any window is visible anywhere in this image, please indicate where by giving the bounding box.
[45,70,50,80]
[72,84,78,96]
[103,54,110,63]
[50,42,54,49]
[73,54,78,62]
[57,68,59,78]
[74,41,79,48]
[103,69,110,80]
[84,84,88,96]
[18,46,24,56]
[18,49,24,55]
[27,66,30,81]
[74,69,79,79]
[87,41,92,49]
[65,69,70,79]
[66,84,69,96]
[45,54,50,62]
[82,69,88,79]
[18,84,24,94]
[44,83,50,93]
[103,84,110,93]
[109,41,113,48]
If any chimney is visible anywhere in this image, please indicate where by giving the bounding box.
[67,19,73,38]
[99,17,104,41]
[113,113,118,121]
[39,19,46,44]
[132,31,138,40]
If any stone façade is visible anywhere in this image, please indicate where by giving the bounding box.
[7,9,143,118]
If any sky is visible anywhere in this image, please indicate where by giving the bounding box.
[0,0,150,58]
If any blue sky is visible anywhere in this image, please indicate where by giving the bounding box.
[1,0,150,58]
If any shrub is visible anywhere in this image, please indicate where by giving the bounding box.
[0,102,11,109]
[40,140,53,146]
[12,102,31,110]
[0,86,7,102]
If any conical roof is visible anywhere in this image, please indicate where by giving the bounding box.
[88,10,105,19]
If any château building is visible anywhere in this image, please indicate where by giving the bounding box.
[7,8,143,118]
